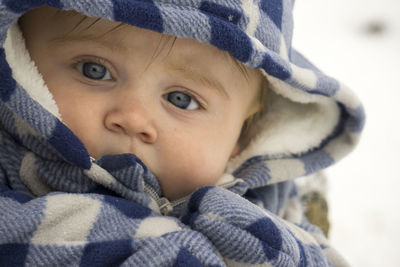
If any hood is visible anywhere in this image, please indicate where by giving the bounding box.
[0,0,365,199]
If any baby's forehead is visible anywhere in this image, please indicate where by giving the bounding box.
[30,6,261,88]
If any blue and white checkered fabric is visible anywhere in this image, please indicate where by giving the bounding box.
[0,0,364,266]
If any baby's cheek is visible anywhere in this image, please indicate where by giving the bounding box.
[157,149,227,199]
[156,129,235,199]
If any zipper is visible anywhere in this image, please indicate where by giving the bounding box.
[143,183,175,216]
[90,156,243,215]
[89,157,196,215]
[144,178,243,216]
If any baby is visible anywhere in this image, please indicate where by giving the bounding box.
[0,1,364,266]
[19,6,265,200]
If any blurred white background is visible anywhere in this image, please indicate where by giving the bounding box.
[293,0,400,266]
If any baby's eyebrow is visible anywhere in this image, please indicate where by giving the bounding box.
[166,63,229,99]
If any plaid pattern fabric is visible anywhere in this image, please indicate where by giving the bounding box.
[0,0,364,266]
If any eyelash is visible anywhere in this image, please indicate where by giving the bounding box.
[163,90,204,111]
[72,57,115,81]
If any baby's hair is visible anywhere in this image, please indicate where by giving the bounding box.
[238,76,268,149]
[54,8,127,38]
[55,8,178,70]
[222,52,269,149]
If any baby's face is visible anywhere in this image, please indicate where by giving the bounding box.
[20,6,262,199]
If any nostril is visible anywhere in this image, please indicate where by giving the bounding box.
[139,131,156,143]
[111,123,126,134]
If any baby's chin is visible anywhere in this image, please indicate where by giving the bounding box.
[159,174,222,201]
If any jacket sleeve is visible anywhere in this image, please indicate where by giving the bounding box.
[0,182,225,266]
[182,186,350,267]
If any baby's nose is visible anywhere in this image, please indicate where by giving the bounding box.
[104,102,157,144]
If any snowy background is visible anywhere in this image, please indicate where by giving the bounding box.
[292,0,400,266]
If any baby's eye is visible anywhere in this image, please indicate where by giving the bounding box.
[164,91,199,110]
[76,62,112,80]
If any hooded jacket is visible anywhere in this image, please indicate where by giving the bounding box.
[0,0,364,266]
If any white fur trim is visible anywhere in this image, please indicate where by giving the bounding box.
[226,87,340,173]
[4,23,61,119]
[265,70,327,104]
[290,63,318,89]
